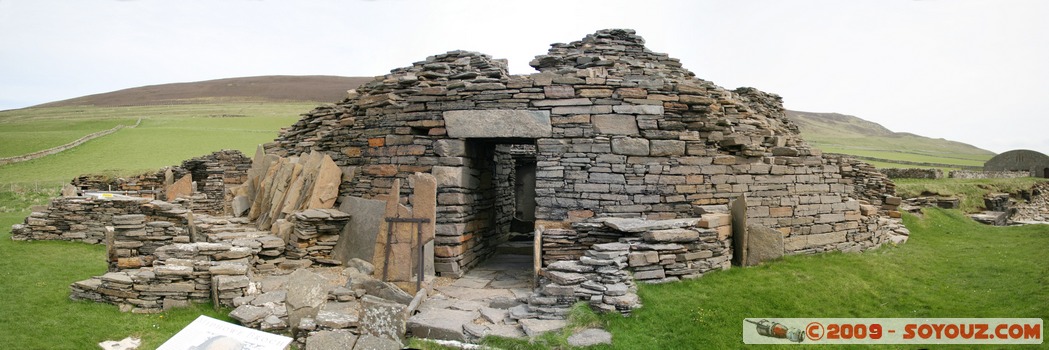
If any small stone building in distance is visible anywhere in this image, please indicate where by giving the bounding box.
[268,29,902,277]
[984,149,1049,178]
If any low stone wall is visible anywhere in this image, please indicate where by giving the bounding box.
[948,170,1032,179]
[71,168,183,198]
[522,210,909,319]
[10,196,186,244]
[106,213,190,270]
[68,150,251,214]
[72,240,255,313]
[522,215,733,319]
[879,168,943,179]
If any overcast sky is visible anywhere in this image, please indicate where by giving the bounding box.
[1,0,1046,154]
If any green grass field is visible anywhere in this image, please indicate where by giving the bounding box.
[0,103,310,349]
[815,145,988,168]
[476,209,1049,349]
[0,118,136,157]
[0,211,233,349]
[896,178,1049,212]
[0,104,309,184]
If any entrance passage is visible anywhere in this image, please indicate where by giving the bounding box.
[474,140,536,274]
[432,109,550,277]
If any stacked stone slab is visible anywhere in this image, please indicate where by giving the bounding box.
[522,215,732,318]
[72,241,254,313]
[830,155,896,206]
[107,213,190,270]
[538,227,620,266]
[185,217,292,274]
[10,196,193,244]
[286,209,352,264]
[262,29,903,275]
[179,150,252,215]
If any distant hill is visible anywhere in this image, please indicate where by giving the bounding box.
[35,75,373,107]
[786,110,995,169]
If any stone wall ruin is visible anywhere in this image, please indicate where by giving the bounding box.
[266,29,905,276]
[9,29,913,345]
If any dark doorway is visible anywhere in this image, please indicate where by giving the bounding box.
[450,139,537,273]
[1043,168,1048,178]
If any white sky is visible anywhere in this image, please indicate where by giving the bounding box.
[1,0,1046,154]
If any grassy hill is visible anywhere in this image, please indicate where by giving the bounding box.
[0,75,373,183]
[786,110,996,170]
[33,75,371,108]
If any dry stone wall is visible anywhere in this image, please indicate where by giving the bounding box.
[879,168,943,179]
[11,196,189,244]
[72,170,181,198]
[181,150,252,215]
[948,170,1032,179]
[0,119,138,166]
[73,239,257,313]
[67,150,251,215]
[264,29,903,275]
[522,214,733,319]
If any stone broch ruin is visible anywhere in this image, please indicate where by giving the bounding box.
[11,29,909,347]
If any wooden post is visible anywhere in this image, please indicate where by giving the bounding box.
[533,226,543,288]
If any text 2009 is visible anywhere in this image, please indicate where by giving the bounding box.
[808,322,884,340]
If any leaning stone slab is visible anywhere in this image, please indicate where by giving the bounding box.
[352,334,403,350]
[542,270,587,285]
[519,318,567,337]
[333,196,386,265]
[783,231,847,252]
[286,268,329,330]
[355,278,414,305]
[230,304,273,324]
[166,174,193,201]
[406,309,479,342]
[316,301,361,329]
[568,328,613,347]
[597,217,700,233]
[745,224,784,266]
[307,154,342,209]
[305,330,358,350]
[359,295,408,341]
[546,260,594,273]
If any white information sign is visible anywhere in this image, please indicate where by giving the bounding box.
[157,315,292,350]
